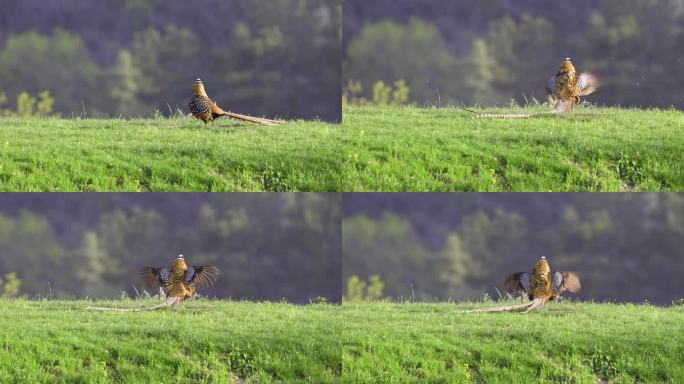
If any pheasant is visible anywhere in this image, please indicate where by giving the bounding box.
[463,256,580,313]
[464,58,599,118]
[189,79,282,126]
[546,58,599,113]
[139,254,219,307]
[87,255,219,312]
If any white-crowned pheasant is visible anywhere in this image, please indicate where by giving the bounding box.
[140,254,219,308]
[189,79,282,126]
[464,256,581,313]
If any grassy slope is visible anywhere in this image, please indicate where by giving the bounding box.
[342,106,684,191]
[0,117,340,191]
[342,301,684,383]
[0,300,341,383]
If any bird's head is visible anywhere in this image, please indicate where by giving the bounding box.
[172,254,187,271]
[192,79,208,97]
[559,58,575,73]
[534,256,551,275]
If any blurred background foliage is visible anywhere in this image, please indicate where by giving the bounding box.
[343,193,684,305]
[0,193,341,303]
[343,0,684,109]
[343,274,385,303]
[0,91,55,118]
[0,273,21,299]
[0,0,341,121]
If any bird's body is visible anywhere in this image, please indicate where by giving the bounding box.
[528,258,553,302]
[554,59,579,105]
[464,256,580,313]
[163,257,193,303]
[189,79,282,126]
[188,93,214,124]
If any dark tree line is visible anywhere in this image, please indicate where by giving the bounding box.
[0,193,341,303]
[343,0,684,109]
[342,193,684,305]
[0,0,342,121]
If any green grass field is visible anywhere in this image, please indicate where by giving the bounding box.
[4,299,682,383]
[342,106,684,191]
[0,117,340,191]
[342,301,684,383]
[0,299,341,383]
[4,108,683,192]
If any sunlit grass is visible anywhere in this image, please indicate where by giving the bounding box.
[0,117,341,191]
[342,106,684,191]
[0,299,341,383]
[341,301,684,383]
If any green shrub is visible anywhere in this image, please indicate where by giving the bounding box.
[344,274,385,303]
[0,272,21,299]
[0,90,55,117]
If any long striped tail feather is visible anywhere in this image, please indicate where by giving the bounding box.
[85,298,176,312]
[460,298,544,313]
[462,108,558,119]
[218,109,283,126]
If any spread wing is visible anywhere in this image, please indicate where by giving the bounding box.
[551,271,581,293]
[140,267,170,289]
[183,266,219,289]
[504,272,531,294]
[576,73,599,96]
[546,76,557,95]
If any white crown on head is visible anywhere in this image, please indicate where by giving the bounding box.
[540,256,546,260]
[177,254,184,259]
[195,79,202,83]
